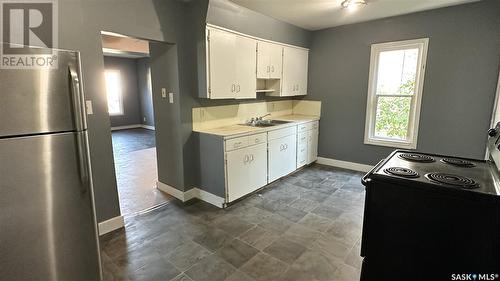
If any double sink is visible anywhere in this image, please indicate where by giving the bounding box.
[242,119,293,127]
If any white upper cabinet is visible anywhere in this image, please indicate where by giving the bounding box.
[281,46,309,96]
[234,35,257,99]
[207,28,257,99]
[205,25,308,99]
[207,28,236,99]
[257,41,283,80]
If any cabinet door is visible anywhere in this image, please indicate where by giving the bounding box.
[235,35,257,99]
[296,49,309,96]
[226,143,267,202]
[268,134,297,182]
[281,47,301,96]
[307,128,318,164]
[256,41,271,79]
[208,28,236,99]
[268,43,283,79]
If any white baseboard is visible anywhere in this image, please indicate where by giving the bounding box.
[317,157,373,173]
[98,215,125,236]
[156,181,225,208]
[110,124,142,131]
[192,188,225,208]
[110,124,155,131]
[141,125,155,130]
[157,181,186,201]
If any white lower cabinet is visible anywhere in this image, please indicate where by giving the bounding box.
[297,121,319,168]
[307,128,319,164]
[200,122,318,206]
[226,142,267,202]
[268,133,297,183]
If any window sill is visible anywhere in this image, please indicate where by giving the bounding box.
[364,138,417,150]
[109,113,124,117]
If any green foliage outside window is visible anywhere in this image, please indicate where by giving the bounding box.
[375,79,415,139]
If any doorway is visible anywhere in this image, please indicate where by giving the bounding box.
[100,32,171,216]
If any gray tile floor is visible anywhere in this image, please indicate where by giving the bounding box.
[101,164,365,281]
[111,129,171,215]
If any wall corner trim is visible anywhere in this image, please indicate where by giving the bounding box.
[98,215,125,236]
[156,181,225,208]
[142,125,156,131]
[316,157,373,173]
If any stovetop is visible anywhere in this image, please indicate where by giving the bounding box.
[371,150,500,197]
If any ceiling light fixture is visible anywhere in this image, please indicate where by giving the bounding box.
[341,0,367,9]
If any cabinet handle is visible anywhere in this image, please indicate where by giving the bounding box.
[271,66,274,73]
[244,155,249,163]
[234,141,242,148]
[231,84,235,92]
[250,154,254,162]
[284,144,288,150]
[267,66,270,73]
[279,144,283,151]
[237,85,241,93]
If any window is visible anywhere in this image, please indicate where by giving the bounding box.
[105,69,124,116]
[364,38,429,149]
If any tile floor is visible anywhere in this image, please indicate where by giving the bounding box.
[112,128,171,215]
[101,164,365,281]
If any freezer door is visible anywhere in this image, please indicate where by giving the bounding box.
[0,132,101,281]
[0,46,86,137]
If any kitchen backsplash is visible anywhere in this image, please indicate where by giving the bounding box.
[192,100,321,130]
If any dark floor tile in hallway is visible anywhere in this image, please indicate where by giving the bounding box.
[111,128,171,216]
[101,164,364,280]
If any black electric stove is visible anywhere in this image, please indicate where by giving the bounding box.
[359,123,500,281]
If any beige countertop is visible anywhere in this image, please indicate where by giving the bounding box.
[193,114,320,138]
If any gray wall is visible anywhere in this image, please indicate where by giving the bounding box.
[307,0,500,166]
[137,58,155,127]
[103,56,142,127]
[56,0,179,222]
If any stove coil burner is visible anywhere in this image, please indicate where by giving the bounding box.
[398,153,435,163]
[384,167,419,178]
[425,173,479,189]
[441,158,476,168]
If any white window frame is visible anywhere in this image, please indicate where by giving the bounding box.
[364,38,429,149]
[104,69,124,116]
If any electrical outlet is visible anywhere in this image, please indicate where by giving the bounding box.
[169,92,174,104]
[143,117,146,122]
[161,88,167,98]
[85,100,93,115]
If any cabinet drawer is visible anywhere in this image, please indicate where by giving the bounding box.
[304,121,319,131]
[225,136,249,151]
[268,126,297,141]
[298,132,308,146]
[297,143,307,168]
[298,123,308,132]
[248,133,267,145]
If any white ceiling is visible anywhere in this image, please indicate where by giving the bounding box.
[228,0,480,30]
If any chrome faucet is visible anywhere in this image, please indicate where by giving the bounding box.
[257,113,271,121]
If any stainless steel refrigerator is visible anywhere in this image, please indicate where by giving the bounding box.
[0,44,102,280]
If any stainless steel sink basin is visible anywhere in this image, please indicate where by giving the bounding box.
[242,119,293,127]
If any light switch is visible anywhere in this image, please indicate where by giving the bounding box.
[85,100,93,115]
[161,88,167,98]
[169,92,174,104]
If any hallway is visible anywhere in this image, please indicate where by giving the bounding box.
[112,128,172,216]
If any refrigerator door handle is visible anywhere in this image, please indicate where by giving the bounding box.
[69,63,86,131]
[75,132,90,194]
